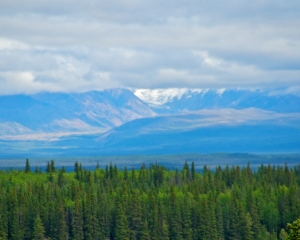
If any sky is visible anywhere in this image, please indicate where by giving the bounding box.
[0,0,299,95]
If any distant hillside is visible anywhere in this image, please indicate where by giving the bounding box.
[0,87,300,156]
[0,89,155,139]
[94,108,300,155]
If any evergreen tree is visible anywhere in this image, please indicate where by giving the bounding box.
[124,166,128,180]
[129,190,142,240]
[114,198,130,240]
[25,159,31,173]
[169,186,183,240]
[8,189,20,240]
[0,212,8,240]
[57,169,65,188]
[150,197,159,240]
[243,212,254,240]
[57,205,68,240]
[33,214,45,240]
[50,160,56,173]
[215,198,225,240]
[198,196,218,240]
[140,220,151,240]
[158,200,169,240]
[72,200,84,240]
[75,161,80,180]
[191,161,195,181]
[84,189,99,240]
[46,162,51,173]
[228,198,245,240]
[182,198,193,240]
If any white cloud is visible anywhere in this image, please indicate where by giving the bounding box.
[0,37,29,50]
[0,0,299,94]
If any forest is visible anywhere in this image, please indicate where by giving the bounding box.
[0,159,299,240]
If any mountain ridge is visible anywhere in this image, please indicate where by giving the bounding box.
[0,86,300,154]
[134,87,300,114]
[0,88,155,139]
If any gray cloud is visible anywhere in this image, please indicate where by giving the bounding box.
[0,0,299,95]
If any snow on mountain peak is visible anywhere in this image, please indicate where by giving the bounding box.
[134,88,190,105]
[133,88,227,104]
[217,88,226,96]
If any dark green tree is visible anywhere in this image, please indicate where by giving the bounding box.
[8,189,20,240]
[140,220,151,240]
[114,198,130,240]
[57,169,65,188]
[50,160,56,173]
[0,212,8,240]
[182,198,193,240]
[72,200,84,240]
[25,159,31,173]
[128,190,142,240]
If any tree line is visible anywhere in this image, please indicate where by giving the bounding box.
[0,159,299,239]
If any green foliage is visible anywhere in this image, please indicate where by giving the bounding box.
[33,214,45,240]
[0,159,300,239]
[286,218,300,240]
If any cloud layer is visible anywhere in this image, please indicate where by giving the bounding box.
[0,0,299,94]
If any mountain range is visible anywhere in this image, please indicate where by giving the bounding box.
[0,89,154,139]
[134,88,300,114]
[0,87,299,156]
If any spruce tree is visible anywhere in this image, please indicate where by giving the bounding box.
[33,214,45,240]
[0,213,8,240]
[169,186,183,240]
[129,190,142,239]
[57,169,65,188]
[140,220,151,240]
[182,198,193,240]
[25,159,31,173]
[243,213,254,240]
[84,187,99,240]
[8,189,20,240]
[150,198,159,240]
[57,204,68,240]
[50,160,56,173]
[46,161,51,173]
[72,200,84,240]
[75,161,80,180]
[191,161,195,181]
[158,200,169,240]
[228,198,245,240]
[114,198,130,240]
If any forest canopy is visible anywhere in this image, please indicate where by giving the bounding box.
[0,160,299,240]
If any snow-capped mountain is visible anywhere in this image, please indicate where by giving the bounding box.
[0,87,300,156]
[133,87,300,114]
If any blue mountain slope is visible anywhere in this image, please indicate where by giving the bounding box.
[0,108,299,157]
[94,109,300,154]
[0,89,155,134]
[0,87,300,156]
